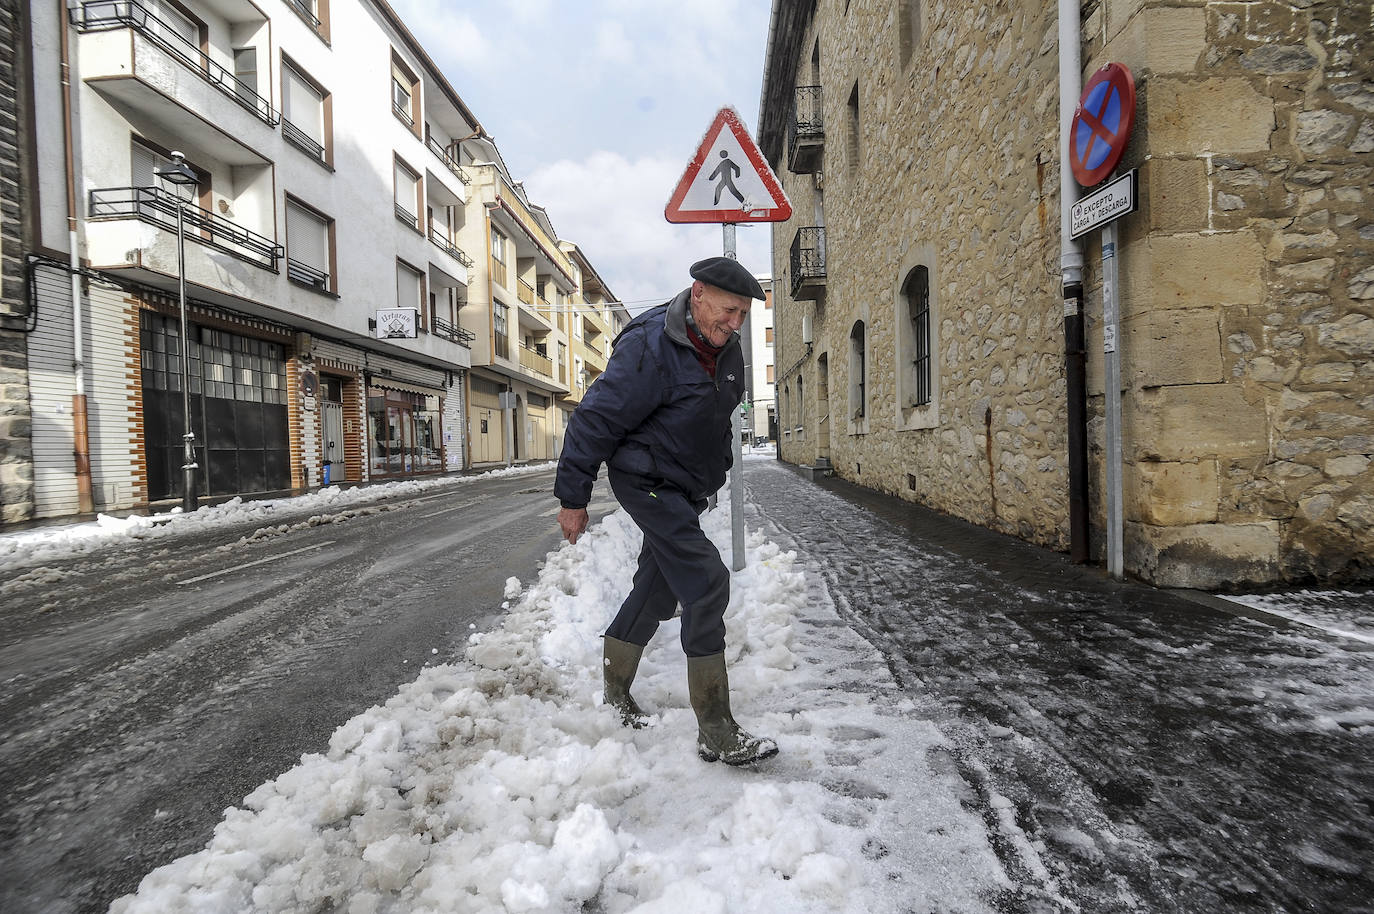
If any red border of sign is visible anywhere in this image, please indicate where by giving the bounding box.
[664,107,792,224]
[1070,63,1136,188]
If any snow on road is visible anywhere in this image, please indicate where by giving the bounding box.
[107,492,1008,914]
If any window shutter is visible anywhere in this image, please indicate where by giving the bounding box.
[286,202,327,270]
[394,162,416,213]
[131,143,158,187]
[284,67,324,143]
[396,265,421,310]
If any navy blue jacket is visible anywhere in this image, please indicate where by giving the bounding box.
[555,288,745,508]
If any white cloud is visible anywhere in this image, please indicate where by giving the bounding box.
[526,151,776,311]
[592,20,633,66]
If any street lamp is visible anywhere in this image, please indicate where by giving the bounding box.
[155,151,200,512]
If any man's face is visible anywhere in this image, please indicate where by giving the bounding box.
[691,281,752,347]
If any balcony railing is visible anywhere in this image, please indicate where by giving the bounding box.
[287,259,329,290]
[282,119,325,162]
[790,226,827,299]
[432,315,474,346]
[517,279,536,306]
[491,258,508,289]
[89,185,283,269]
[428,226,473,267]
[287,0,321,29]
[519,342,553,377]
[393,102,414,128]
[395,203,418,228]
[426,136,471,185]
[787,85,824,174]
[71,1,279,126]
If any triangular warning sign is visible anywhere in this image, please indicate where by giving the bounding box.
[665,107,792,224]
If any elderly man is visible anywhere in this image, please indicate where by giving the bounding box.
[555,257,777,766]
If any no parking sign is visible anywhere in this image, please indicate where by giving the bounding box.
[1070,63,1136,187]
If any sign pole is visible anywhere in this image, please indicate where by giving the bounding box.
[725,223,746,572]
[1102,221,1123,579]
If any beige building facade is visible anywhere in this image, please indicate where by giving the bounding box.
[759,0,1373,588]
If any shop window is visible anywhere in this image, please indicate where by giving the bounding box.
[368,387,442,475]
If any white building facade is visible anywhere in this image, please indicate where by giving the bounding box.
[22,0,491,516]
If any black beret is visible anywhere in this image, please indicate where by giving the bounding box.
[689,256,766,301]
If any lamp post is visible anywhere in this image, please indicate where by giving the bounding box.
[155,151,200,512]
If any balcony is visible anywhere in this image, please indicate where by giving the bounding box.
[787,85,824,174]
[89,185,282,269]
[71,1,278,127]
[395,203,418,229]
[790,226,826,300]
[517,279,536,306]
[428,226,473,268]
[432,315,474,347]
[426,135,471,187]
[519,342,553,378]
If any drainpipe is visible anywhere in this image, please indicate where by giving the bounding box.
[1059,0,1088,563]
[59,0,94,514]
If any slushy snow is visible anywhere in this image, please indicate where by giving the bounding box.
[105,487,1009,913]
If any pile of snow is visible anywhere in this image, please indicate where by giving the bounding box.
[0,464,553,575]
[110,494,1006,913]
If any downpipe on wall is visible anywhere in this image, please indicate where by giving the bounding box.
[60,0,94,514]
[1060,0,1088,563]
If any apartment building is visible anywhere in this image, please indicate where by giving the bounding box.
[16,0,621,518]
[759,0,1372,588]
[561,241,629,422]
[453,137,575,466]
[741,277,777,444]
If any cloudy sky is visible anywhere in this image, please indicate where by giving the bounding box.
[388,0,777,310]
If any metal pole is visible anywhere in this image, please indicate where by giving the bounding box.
[1102,221,1123,579]
[176,198,198,511]
[724,223,745,571]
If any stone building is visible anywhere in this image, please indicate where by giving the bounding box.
[0,0,32,524]
[758,0,1372,588]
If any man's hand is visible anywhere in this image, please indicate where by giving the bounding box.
[558,507,590,544]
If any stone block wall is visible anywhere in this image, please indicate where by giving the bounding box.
[773,0,1071,549]
[768,0,1371,587]
[0,0,34,525]
[1087,0,1373,585]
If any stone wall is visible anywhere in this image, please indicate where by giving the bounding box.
[1086,0,1373,585]
[772,0,1071,549]
[767,0,1372,588]
[0,0,34,525]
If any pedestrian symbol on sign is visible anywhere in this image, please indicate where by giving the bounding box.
[709,151,745,206]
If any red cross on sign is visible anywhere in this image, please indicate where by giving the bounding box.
[1070,63,1137,188]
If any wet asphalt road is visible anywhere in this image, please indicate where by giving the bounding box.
[0,467,612,914]
[744,461,1374,914]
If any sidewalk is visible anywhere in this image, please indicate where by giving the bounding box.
[745,460,1374,913]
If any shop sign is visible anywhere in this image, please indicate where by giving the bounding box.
[376,308,418,339]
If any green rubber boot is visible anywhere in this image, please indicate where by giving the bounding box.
[687,653,779,765]
[603,636,651,728]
